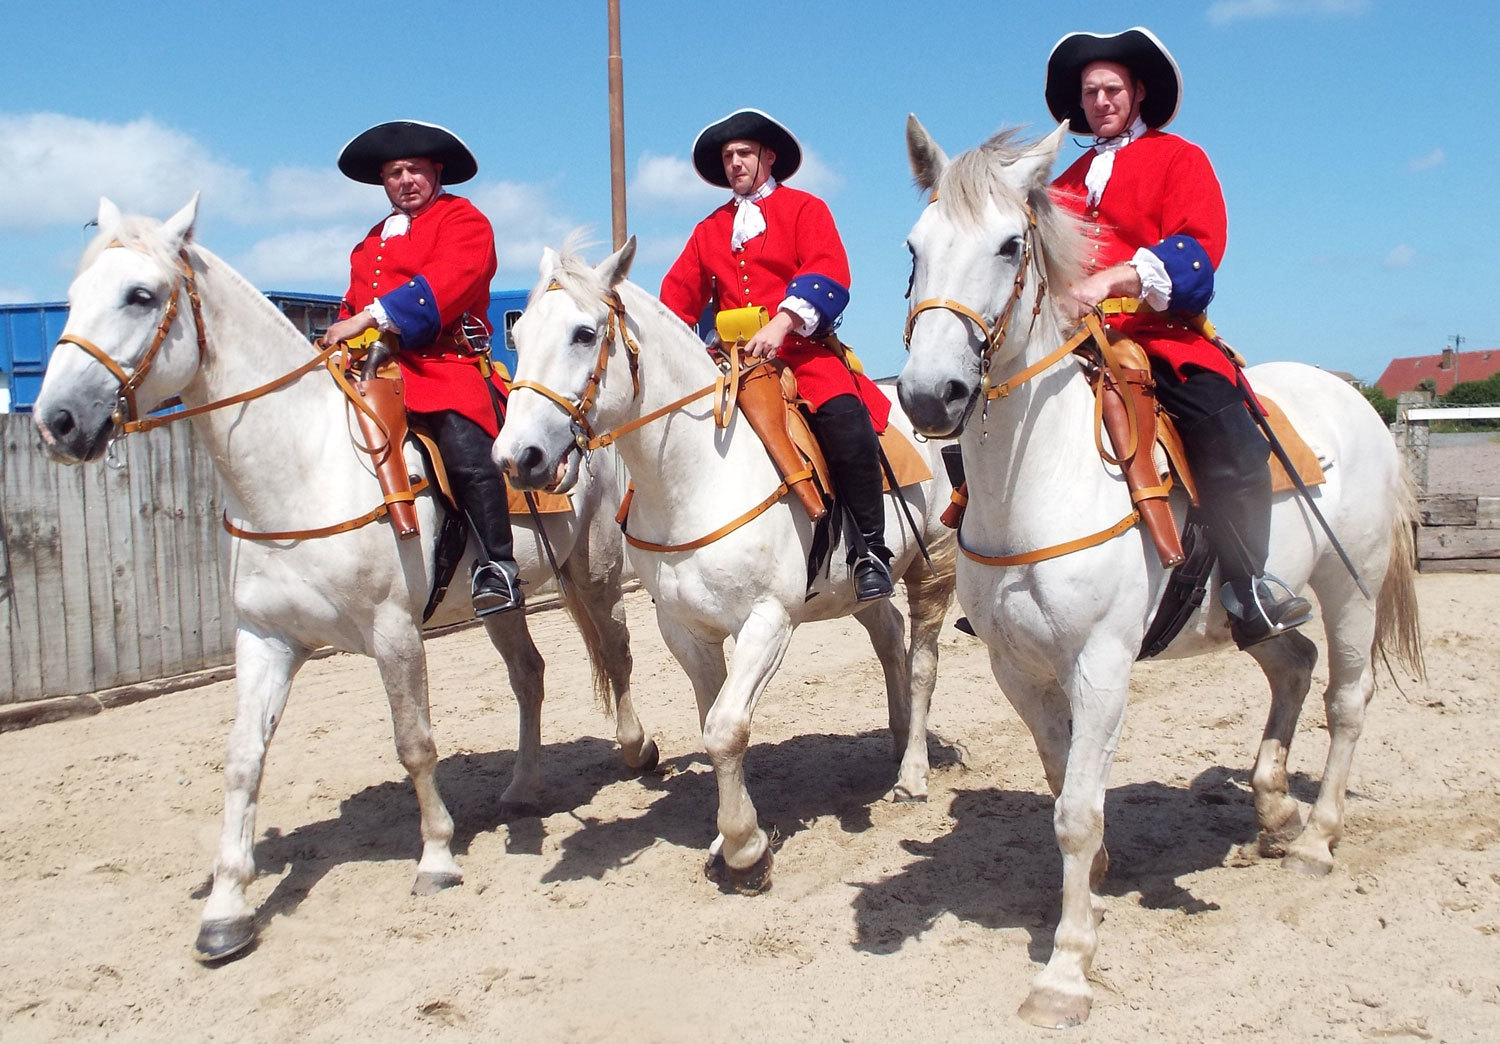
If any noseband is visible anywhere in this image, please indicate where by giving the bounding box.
[55,242,209,431]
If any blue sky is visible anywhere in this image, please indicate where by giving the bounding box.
[0,1,1494,383]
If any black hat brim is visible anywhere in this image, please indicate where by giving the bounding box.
[691,109,802,189]
[1045,27,1182,134]
[337,121,479,185]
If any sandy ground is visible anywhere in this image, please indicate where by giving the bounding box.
[1,569,1497,1043]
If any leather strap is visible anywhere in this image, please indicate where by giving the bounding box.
[126,343,344,434]
[622,481,790,553]
[223,479,430,542]
[957,508,1139,568]
[985,324,1093,400]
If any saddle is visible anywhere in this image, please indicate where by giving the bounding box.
[341,345,570,619]
[714,308,931,522]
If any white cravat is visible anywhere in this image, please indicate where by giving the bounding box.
[378,190,447,239]
[1083,116,1148,206]
[731,177,777,252]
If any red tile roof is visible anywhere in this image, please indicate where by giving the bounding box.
[1375,349,1500,397]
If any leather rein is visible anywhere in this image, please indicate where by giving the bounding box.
[902,199,1142,568]
[56,241,421,542]
[508,283,794,552]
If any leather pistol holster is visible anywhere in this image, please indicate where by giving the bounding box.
[353,375,420,540]
[1097,353,1184,568]
[736,361,828,523]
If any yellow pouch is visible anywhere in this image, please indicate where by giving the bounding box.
[716,306,769,346]
[343,327,383,352]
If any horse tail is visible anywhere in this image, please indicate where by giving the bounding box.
[1373,466,1425,681]
[557,566,620,718]
[902,525,957,637]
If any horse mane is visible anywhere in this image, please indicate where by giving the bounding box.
[533,231,700,337]
[76,215,184,276]
[935,127,1088,298]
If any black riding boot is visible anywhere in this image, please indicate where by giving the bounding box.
[808,394,893,601]
[424,410,524,617]
[1182,401,1311,649]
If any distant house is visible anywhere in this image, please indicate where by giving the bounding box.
[1376,349,1500,397]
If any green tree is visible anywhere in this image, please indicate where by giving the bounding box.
[1360,385,1397,425]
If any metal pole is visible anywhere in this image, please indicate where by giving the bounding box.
[607,0,628,250]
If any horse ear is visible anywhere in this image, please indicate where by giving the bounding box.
[96,197,123,235]
[1008,123,1068,193]
[594,236,636,288]
[906,114,948,194]
[159,192,201,250]
[539,246,559,279]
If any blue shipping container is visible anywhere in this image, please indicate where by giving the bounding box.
[1,290,529,412]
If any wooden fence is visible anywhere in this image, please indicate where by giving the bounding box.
[1398,395,1500,572]
[0,413,233,703]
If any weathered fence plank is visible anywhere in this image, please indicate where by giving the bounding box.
[0,414,234,704]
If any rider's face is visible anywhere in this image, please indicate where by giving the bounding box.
[721,140,775,195]
[1080,61,1144,139]
[381,157,443,216]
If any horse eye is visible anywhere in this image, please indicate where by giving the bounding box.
[997,236,1021,261]
[125,287,155,307]
[571,325,596,346]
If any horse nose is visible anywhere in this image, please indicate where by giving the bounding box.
[941,379,971,407]
[44,406,77,439]
[516,444,544,475]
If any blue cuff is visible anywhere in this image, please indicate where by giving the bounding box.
[786,273,849,336]
[378,275,442,347]
[1146,236,1215,314]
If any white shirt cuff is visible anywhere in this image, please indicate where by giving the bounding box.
[1128,248,1172,311]
[779,296,821,337]
[366,298,399,333]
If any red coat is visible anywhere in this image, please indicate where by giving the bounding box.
[660,185,890,430]
[1051,130,1237,383]
[340,193,507,436]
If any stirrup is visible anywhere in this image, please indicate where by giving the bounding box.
[853,553,894,602]
[471,560,525,617]
[1221,573,1312,649]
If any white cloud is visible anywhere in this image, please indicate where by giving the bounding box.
[467,181,577,273]
[792,149,845,197]
[1207,0,1367,25]
[0,283,34,304]
[1385,244,1417,268]
[260,167,382,223]
[1406,148,1445,172]
[233,224,365,288]
[0,113,252,230]
[630,153,723,212]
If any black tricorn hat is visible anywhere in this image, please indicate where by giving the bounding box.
[1045,27,1182,134]
[337,120,479,185]
[691,109,802,189]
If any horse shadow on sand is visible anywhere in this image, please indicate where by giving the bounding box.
[534,728,966,887]
[196,735,631,925]
[849,762,1342,965]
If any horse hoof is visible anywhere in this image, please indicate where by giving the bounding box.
[499,799,543,820]
[628,739,660,774]
[891,786,928,804]
[1281,851,1334,877]
[1017,986,1091,1028]
[193,917,256,964]
[704,847,774,895]
[411,871,463,896]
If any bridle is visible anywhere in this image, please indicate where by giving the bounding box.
[54,241,344,439]
[901,194,1142,567]
[508,282,745,454]
[55,243,209,431]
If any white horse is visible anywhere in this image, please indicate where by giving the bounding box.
[895,120,1424,1027]
[494,240,956,891]
[32,196,657,962]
